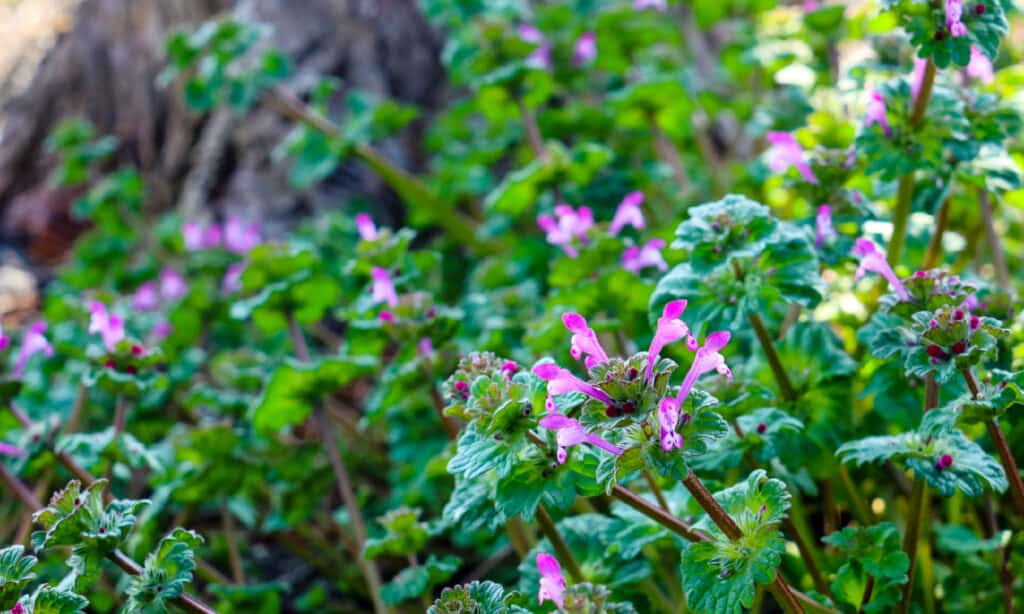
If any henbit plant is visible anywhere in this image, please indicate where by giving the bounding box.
[1,0,1024,613]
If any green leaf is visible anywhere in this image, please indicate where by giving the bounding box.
[124,528,203,613]
[671,195,779,274]
[428,581,527,613]
[0,546,37,610]
[381,555,460,606]
[364,507,430,560]
[25,587,89,614]
[823,523,908,613]
[940,370,1024,425]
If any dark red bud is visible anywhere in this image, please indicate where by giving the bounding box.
[126,366,138,375]
[969,315,980,330]
[426,307,436,319]
[605,406,621,418]
[915,270,927,278]
[926,344,948,361]
[104,360,116,370]
[951,341,967,355]
[130,344,144,356]
[975,3,985,14]
[627,367,639,380]
[680,412,691,426]
[953,309,965,321]
[621,401,636,414]
[756,422,767,434]
[99,528,106,534]
[937,453,954,469]
[74,498,80,505]
[935,29,946,40]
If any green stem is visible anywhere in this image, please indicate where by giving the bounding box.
[962,368,1024,518]
[748,312,797,402]
[922,195,951,270]
[535,503,584,583]
[978,190,1010,286]
[641,577,676,614]
[643,469,672,512]
[858,575,875,614]
[838,464,873,525]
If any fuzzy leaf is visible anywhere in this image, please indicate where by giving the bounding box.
[823,523,908,613]
[123,528,203,613]
[252,356,376,433]
[0,546,37,610]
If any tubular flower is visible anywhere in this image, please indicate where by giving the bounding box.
[853,238,909,300]
[224,217,261,254]
[815,205,837,247]
[658,397,683,452]
[966,46,994,83]
[221,263,245,294]
[573,32,597,66]
[88,302,125,352]
[539,413,624,464]
[674,331,733,406]
[159,268,188,301]
[634,0,667,9]
[0,441,24,457]
[646,299,695,383]
[15,322,54,376]
[533,363,613,406]
[609,191,646,236]
[946,0,967,37]
[562,313,610,370]
[132,282,159,312]
[519,24,552,70]
[536,553,567,608]
[537,204,594,258]
[622,239,668,274]
[765,132,817,184]
[182,221,221,250]
[0,323,7,352]
[911,57,928,102]
[865,91,891,136]
[370,267,399,307]
[355,213,378,241]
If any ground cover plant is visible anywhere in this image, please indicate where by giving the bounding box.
[2,0,1024,612]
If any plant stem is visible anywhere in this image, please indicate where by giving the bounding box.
[535,503,584,583]
[887,58,936,263]
[517,98,548,161]
[978,189,1010,287]
[748,312,797,402]
[611,485,707,542]
[961,368,1024,517]
[858,575,875,614]
[423,367,460,441]
[838,464,873,525]
[112,395,128,437]
[643,469,671,512]
[287,315,390,614]
[641,577,676,614]
[649,115,692,196]
[505,516,533,558]
[221,500,246,585]
[922,195,951,269]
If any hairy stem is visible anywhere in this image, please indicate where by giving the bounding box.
[611,484,707,543]
[978,190,1010,287]
[643,469,672,512]
[962,368,1024,517]
[749,312,797,401]
[535,503,584,583]
[922,195,951,269]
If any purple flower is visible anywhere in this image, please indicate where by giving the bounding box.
[853,238,909,300]
[537,204,594,258]
[946,0,967,37]
[0,441,24,457]
[378,310,395,324]
[766,132,817,184]
[370,267,399,307]
[88,302,125,352]
[647,299,696,382]
[573,32,597,66]
[520,24,552,70]
[15,322,54,376]
[159,268,188,301]
[634,0,667,10]
[183,222,221,250]
[519,23,544,44]
[151,320,173,342]
[501,360,518,378]
[222,263,244,294]
[224,217,260,254]
[911,57,928,102]
[0,324,8,352]
[815,205,837,247]
[562,313,610,370]
[355,213,378,241]
[674,331,733,406]
[865,91,891,136]
[533,362,613,406]
[132,282,159,312]
[418,337,434,358]
[609,192,646,236]
[622,239,668,274]
[803,0,820,8]
[658,397,683,452]
[539,413,624,464]
[536,553,567,608]
[967,46,994,83]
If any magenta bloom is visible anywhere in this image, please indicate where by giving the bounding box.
[88,302,125,352]
[946,0,967,37]
[634,0,667,9]
[151,320,173,342]
[355,213,378,241]
[221,263,244,294]
[622,239,668,274]
[533,362,613,406]
[967,46,994,83]
[159,268,188,301]
[519,24,552,71]
[0,324,8,352]
[646,299,696,383]
[183,221,222,251]
[370,267,399,307]
[378,310,395,324]
[539,413,624,464]
[674,331,733,406]
[224,217,260,254]
[418,337,434,358]
[609,192,646,236]
[658,397,683,452]
[573,32,597,66]
[536,553,567,607]
[865,91,891,136]
[853,238,909,300]
[766,132,817,184]
[14,322,54,376]
[0,441,24,457]
[132,282,159,312]
[911,57,928,102]
[815,205,837,248]
[537,204,594,258]
[562,313,610,370]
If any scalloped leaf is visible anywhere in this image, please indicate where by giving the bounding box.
[124,528,203,613]
[0,546,37,610]
[823,523,908,613]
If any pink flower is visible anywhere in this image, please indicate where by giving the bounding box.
[0,441,24,457]
[15,322,54,376]
[183,222,221,250]
[865,90,891,136]
[533,363,613,406]
[539,413,624,464]
[658,397,683,452]
[224,217,260,254]
[418,337,434,358]
[674,331,732,406]
[0,323,10,352]
[853,238,909,300]
[911,57,928,102]
[647,299,695,383]
[766,132,817,183]
[371,267,399,307]
[946,0,967,37]
[537,204,594,258]
[815,205,837,247]
[573,32,597,66]
[519,23,544,44]
[501,360,518,378]
[562,313,610,370]
[609,192,646,236]
[967,46,994,84]
[622,239,668,274]
[88,302,125,352]
[355,213,378,241]
[378,310,395,324]
[634,0,667,9]
[536,553,567,608]
[159,268,188,301]
[222,263,244,293]
[151,320,173,342]
[803,0,819,9]
[520,24,552,70]
[132,282,159,312]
